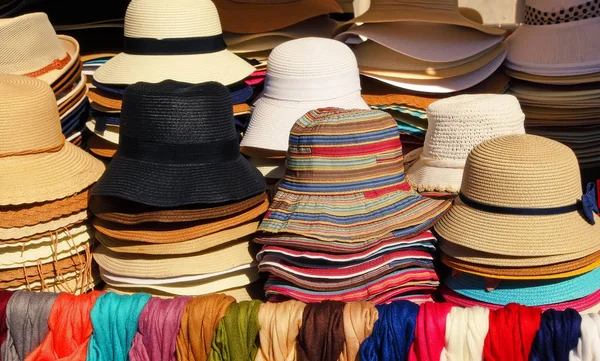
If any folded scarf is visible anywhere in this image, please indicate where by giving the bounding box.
[129,297,192,361]
[530,309,581,361]
[484,303,542,361]
[297,301,345,361]
[176,295,235,361]
[207,300,262,361]
[87,293,152,361]
[24,291,103,361]
[359,301,419,361]
[0,290,15,358]
[339,302,379,361]
[570,312,600,361]
[441,306,489,361]
[1,292,59,361]
[255,300,306,361]
[408,302,453,361]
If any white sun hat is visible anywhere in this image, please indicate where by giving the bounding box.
[93,0,255,86]
[240,37,370,156]
[405,94,525,193]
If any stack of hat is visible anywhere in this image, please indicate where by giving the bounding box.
[504,0,600,183]
[0,13,90,148]
[86,0,256,159]
[254,107,452,304]
[435,134,600,312]
[0,74,105,294]
[404,94,526,195]
[334,0,508,150]
[89,80,268,300]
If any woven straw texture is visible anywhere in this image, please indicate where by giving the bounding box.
[0,210,87,241]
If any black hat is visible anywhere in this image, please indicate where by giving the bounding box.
[91,80,265,207]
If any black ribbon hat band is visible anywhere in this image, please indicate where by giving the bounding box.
[124,34,227,56]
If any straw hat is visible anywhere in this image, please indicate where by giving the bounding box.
[435,134,600,259]
[0,13,79,86]
[211,0,342,34]
[258,108,451,243]
[240,38,370,155]
[503,67,600,85]
[405,94,525,193]
[93,0,255,86]
[0,210,88,241]
[0,75,105,206]
[90,80,265,208]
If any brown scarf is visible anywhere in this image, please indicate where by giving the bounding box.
[296,301,345,361]
[255,301,306,361]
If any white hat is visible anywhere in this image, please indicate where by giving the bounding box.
[93,0,255,86]
[406,94,526,193]
[240,37,369,155]
[506,0,600,76]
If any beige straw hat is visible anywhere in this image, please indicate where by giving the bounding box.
[0,75,105,206]
[0,210,87,241]
[435,134,600,259]
[0,13,79,86]
[405,94,525,193]
[93,0,255,86]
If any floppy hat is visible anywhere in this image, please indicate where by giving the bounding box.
[240,38,370,155]
[90,80,265,208]
[0,75,105,206]
[93,0,255,86]
[0,210,87,241]
[258,108,451,243]
[0,13,79,86]
[435,134,600,258]
[211,0,342,34]
[503,68,600,85]
[405,94,525,193]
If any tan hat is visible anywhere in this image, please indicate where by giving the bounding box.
[0,210,88,241]
[0,75,105,206]
[11,267,100,295]
[0,13,79,86]
[87,135,118,159]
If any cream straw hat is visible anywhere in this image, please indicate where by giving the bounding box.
[0,13,79,86]
[0,75,105,206]
[405,94,525,193]
[93,0,254,86]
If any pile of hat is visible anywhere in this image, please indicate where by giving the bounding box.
[0,13,91,148]
[435,132,600,312]
[334,0,509,151]
[85,0,256,160]
[0,74,105,294]
[254,107,452,304]
[504,0,600,183]
[89,79,268,300]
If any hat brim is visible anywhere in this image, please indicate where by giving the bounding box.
[85,120,119,144]
[503,67,600,85]
[406,158,463,193]
[35,35,79,86]
[93,49,255,86]
[87,134,117,158]
[0,210,87,241]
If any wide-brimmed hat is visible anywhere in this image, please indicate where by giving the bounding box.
[258,108,451,243]
[0,210,87,241]
[240,38,370,156]
[93,0,255,86]
[0,13,79,86]
[90,80,265,208]
[405,94,525,193]
[0,75,105,206]
[435,134,600,260]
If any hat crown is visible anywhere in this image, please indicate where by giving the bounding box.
[0,75,62,155]
[461,134,582,208]
[0,13,67,76]
[369,0,458,11]
[120,80,237,144]
[423,94,525,162]
[124,0,222,39]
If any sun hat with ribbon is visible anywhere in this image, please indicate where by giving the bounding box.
[93,0,255,86]
[240,38,370,156]
[90,80,265,208]
[434,134,600,261]
[0,13,79,86]
[0,75,105,206]
[405,94,525,193]
[258,108,451,243]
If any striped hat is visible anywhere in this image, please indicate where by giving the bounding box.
[258,108,451,243]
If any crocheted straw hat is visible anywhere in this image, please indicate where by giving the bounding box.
[211,0,342,34]
[258,108,451,243]
[0,75,105,206]
[405,94,525,193]
[0,13,79,86]
[240,38,370,156]
[93,0,254,86]
[434,134,600,259]
[90,80,265,208]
